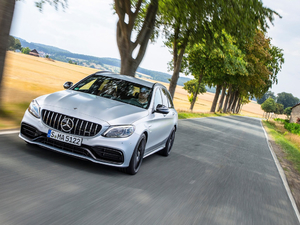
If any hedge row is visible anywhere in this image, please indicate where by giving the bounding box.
[274,118,300,135]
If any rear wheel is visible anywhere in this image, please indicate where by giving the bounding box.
[125,134,146,175]
[160,128,175,156]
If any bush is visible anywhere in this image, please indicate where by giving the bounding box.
[21,47,31,54]
[284,122,300,135]
[274,118,289,123]
[274,118,300,135]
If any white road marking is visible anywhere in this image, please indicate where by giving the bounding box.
[0,130,19,135]
[261,121,300,224]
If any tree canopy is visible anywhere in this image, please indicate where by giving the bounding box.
[257,91,276,104]
[159,0,279,98]
[7,35,22,51]
[261,98,276,113]
[21,47,31,54]
[277,92,300,109]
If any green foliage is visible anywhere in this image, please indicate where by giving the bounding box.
[183,79,206,95]
[275,103,284,114]
[14,39,22,51]
[186,31,248,83]
[274,118,289,123]
[268,46,284,85]
[21,47,31,54]
[273,118,300,135]
[263,121,300,173]
[178,111,224,120]
[277,92,299,109]
[284,107,292,116]
[284,122,300,135]
[188,93,196,104]
[45,55,49,58]
[68,60,77,65]
[35,0,68,12]
[261,98,276,113]
[257,91,276,104]
[7,36,15,50]
[7,36,22,51]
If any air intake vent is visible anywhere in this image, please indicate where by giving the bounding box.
[41,109,101,137]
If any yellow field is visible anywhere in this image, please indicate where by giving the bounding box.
[1,51,266,129]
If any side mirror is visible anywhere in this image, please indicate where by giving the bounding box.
[63,81,73,89]
[155,104,169,114]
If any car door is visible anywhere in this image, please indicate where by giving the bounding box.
[145,87,174,154]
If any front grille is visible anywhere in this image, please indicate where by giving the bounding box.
[41,109,102,137]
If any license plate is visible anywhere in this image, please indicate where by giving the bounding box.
[47,130,82,146]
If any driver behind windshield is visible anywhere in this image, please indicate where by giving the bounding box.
[126,87,150,108]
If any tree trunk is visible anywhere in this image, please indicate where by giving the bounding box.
[115,0,158,76]
[223,85,232,113]
[217,84,227,112]
[0,0,15,110]
[231,93,239,114]
[190,73,203,111]
[235,97,241,114]
[227,90,236,113]
[169,46,187,98]
[210,85,221,113]
[168,26,190,98]
[239,104,243,114]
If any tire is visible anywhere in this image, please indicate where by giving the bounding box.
[125,134,146,175]
[160,128,175,157]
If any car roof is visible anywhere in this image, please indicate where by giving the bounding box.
[95,71,156,88]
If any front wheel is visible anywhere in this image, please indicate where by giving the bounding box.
[160,128,175,156]
[125,134,146,175]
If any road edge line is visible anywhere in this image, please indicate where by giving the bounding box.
[260,120,300,223]
[0,130,19,135]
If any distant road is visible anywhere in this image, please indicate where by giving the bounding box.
[0,116,299,225]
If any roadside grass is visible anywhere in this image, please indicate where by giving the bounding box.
[263,120,300,173]
[0,102,29,129]
[178,110,227,119]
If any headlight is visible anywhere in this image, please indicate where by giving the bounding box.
[28,100,40,118]
[103,125,135,138]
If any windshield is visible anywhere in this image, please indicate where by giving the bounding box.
[71,75,152,109]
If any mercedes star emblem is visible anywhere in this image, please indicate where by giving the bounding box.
[61,118,74,132]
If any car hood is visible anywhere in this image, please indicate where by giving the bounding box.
[38,90,148,125]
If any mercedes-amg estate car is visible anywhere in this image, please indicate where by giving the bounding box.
[19,71,178,174]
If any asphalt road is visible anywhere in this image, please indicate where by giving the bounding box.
[0,116,299,225]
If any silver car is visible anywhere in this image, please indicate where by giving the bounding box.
[19,71,178,174]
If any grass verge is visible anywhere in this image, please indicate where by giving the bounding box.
[0,102,29,129]
[178,110,227,119]
[263,120,300,173]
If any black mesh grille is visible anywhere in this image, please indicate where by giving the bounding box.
[41,109,102,137]
[21,123,43,140]
[92,146,124,163]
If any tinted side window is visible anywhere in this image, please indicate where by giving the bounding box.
[161,88,174,108]
[154,88,163,107]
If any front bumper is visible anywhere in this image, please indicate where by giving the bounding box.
[19,110,139,167]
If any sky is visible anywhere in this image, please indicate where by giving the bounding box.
[10,0,300,98]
